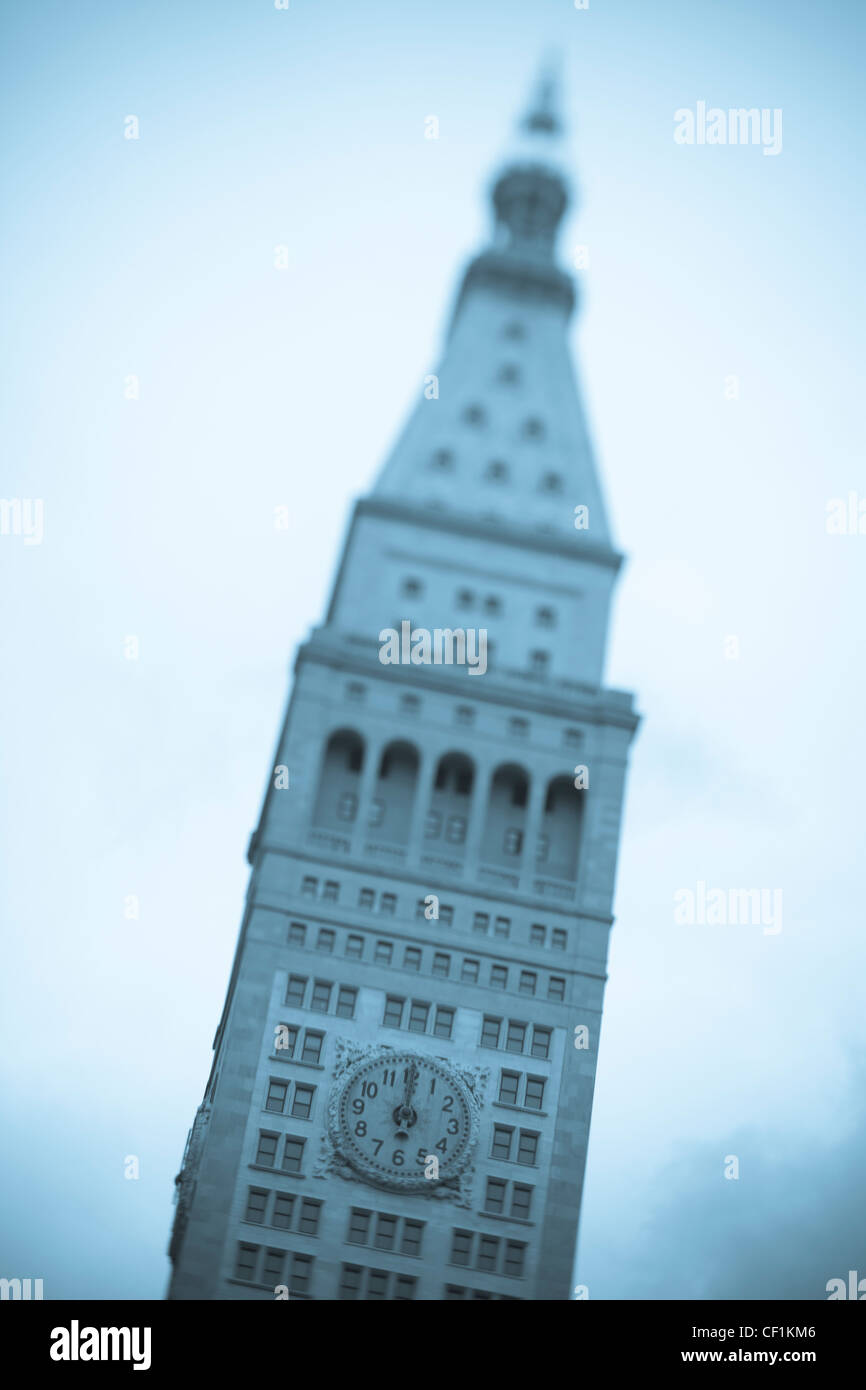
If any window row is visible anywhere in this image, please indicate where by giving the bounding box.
[484,1178,534,1220]
[497,1069,546,1111]
[284,976,357,1018]
[382,996,455,1040]
[450,1229,527,1278]
[288,910,567,953]
[235,1243,313,1296]
[343,682,584,749]
[244,1187,322,1236]
[264,1077,317,1121]
[491,1125,540,1166]
[399,578,557,631]
[347,1208,424,1256]
[481,1016,553,1059]
[255,1131,307,1174]
[339,1264,417,1300]
[273,1024,323,1064]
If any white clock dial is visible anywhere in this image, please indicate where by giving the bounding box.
[332,1049,475,1190]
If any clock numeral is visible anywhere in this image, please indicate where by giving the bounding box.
[446,1117,459,1135]
[382,1069,396,1086]
[392,1149,405,1166]
[415,1146,428,1166]
[442,1095,454,1112]
[372,1137,384,1155]
[361,1081,378,1098]
[351,1099,364,1115]
[354,1121,367,1137]
[429,1077,436,1095]
[435,1138,448,1154]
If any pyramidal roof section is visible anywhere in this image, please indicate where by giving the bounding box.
[372,64,615,554]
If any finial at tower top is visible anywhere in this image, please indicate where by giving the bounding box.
[521,54,565,136]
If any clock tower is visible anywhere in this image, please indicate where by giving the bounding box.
[168,70,639,1301]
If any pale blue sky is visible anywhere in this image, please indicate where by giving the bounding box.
[1,0,864,1298]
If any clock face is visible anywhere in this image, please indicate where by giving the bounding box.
[332,1050,475,1190]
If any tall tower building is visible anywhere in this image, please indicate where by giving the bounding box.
[168,72,639,1302]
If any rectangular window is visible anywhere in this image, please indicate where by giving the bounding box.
[401,1220,424,1257]
[408,1001,429,1033]
[505,1021,526,1053]
[530,924,546,946]
[336,986,357,1019]
[455,705,474,726]
[298,1198,322,1237]
[504,1241,526,1278]
[383,996,404,1028]
[490,965,508,990]
[439,904,454,926]
[473,912,489,935]
[498,1071,520,1106]
[415,898,428,919]
[291,1083,315,1120]
[282,1136,305,1174]
[433,1006,454,1040]
[272,1193,295,1230]
[345,934,364,959]
[339,1264,362,1299]
[347,1209,371,1245]
[531,1026,551,1060]
[494,916,511,938]
[275,1023,298,1057]
[367,1269,389,1300]
[511,1184,533,1220]
[255,1132,278,1167]
[484,1178,507,1214]
[445,816,466,844]
[461,958,480,984]
[301,1030,323,1064]
[235,1244,258,1281]
[380,893,397,916]
[301,876,318,898]
[432,952,450,978]
[262,1248,284,1284]
[375,939,393,965]
[310,980,332,1012]
[548,976,565,1001]
[551,928,567,950]
[481,1016,501,1048]
[285,975,307,1007]
[517,1131,538,1166]
[519,971,536,996]
[288,922,306,946]
[245,1188,268,1224]
[524,1077,545,1110]
[451,1230,472,1266]
[374,1214,397,1251]
[404,947,422,972]
[394,1274,418,1300]
[289,1253,313,1297]
[316,928,335,953]
[478,1236,500,1273]
[491,1125,514,1161]
[265,1079,289,1113]
[323,880,340,901]
[359,888,375,910]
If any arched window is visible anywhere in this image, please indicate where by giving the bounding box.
[481,763,530,866]
[369,740,419,846]
[536,774,583,880]
[313,729,365,829]
[424,752,474,851]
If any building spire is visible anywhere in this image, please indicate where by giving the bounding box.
[490,57,571,262]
